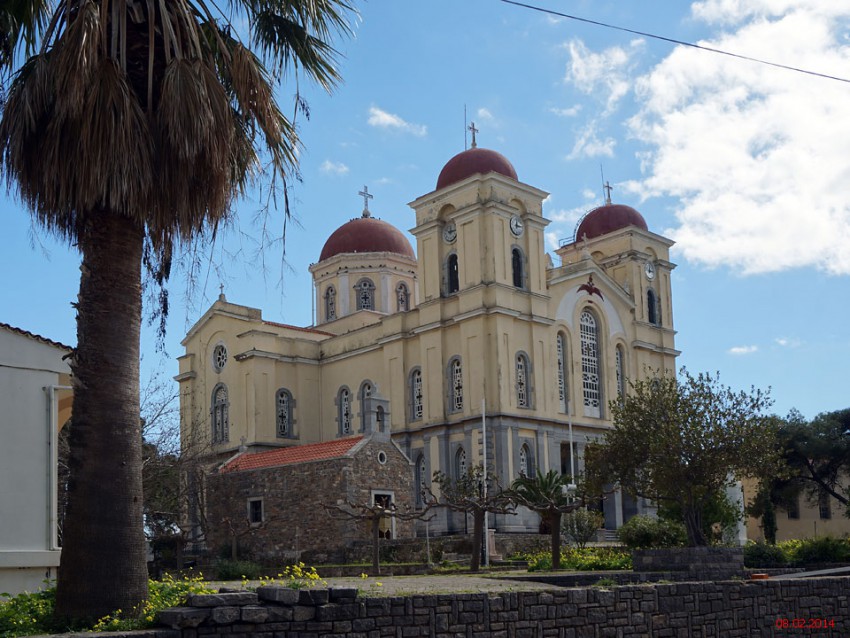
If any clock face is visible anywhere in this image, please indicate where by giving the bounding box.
[644,261,656,280]
[442,222,457,243]
[510,215,524,236]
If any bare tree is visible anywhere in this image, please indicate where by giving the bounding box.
[323,499,436,574]
[430,464,515,571]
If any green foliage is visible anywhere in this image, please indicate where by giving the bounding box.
[562,509,604,549]
[0,587,55,637]
[214,559,264,581]
[616,515,687,549]
[658,490,742,546]
[520,547,632,572]
[777,408,850,515]
[789,536,850,565]
[744,537,850,568]
[585,369,777,546]
[0,574,214,636]
[743,540,788,568]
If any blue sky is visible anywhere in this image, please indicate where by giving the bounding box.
[2,0,848,420]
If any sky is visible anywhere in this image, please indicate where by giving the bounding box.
[1,0,848,421]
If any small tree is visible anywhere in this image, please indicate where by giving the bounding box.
[562,509,604,549]
[431,464,515,571]
[322,499,435,574]
[510,470,585,570]
[584,369,778,547]
[777,408,850,513]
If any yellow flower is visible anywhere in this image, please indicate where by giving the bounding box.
[360,572,368,579]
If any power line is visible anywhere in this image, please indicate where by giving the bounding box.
[500,0,850,85]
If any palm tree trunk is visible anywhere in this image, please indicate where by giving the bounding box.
[54,212,149,623]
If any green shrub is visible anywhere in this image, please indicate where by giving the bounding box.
[617,515,687,549]
[0,587,56,637]
[743,540,788,568]
[562,510,605,549]
[0,573,214,637]
[786,536,850,565]
[521,547,632,572]
[214,559,264,581]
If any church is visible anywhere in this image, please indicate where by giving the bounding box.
[177,137,679,552]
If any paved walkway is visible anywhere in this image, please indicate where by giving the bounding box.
[318,571,557,597]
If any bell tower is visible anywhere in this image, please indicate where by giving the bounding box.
[409,142,549,313]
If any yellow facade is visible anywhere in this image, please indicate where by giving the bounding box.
[178,147,679,534]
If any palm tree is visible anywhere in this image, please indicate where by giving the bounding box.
[0,0,353,623]
[510,469,583,571]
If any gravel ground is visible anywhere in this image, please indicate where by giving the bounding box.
[309,571,555,597]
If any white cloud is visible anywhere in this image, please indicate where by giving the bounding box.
[627,4,850,275]
[728,345,758,355]
[564,39,643,113]
[476,107,496,123]
[319,160,349,176]
[775,337,802,348]
[367,106,427,137]
[550,105,582,117]
[567,123,616,160]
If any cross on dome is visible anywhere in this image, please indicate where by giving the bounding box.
[358,185,374,218]
[603,181,613,205]
[468,121,479,148]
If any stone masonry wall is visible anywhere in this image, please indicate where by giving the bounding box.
[158,577,850,637]
[206,437,413,563]
[633,547,745,581]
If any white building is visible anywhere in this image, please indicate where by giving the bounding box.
[0,323,72,595]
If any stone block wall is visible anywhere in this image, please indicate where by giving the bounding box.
[205,437,413,563]
[633,547,745,581]
[157,577,850,637]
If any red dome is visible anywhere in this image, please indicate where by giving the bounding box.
[436,147,518,190]
[319,215,415,262]
[575,204,648,241]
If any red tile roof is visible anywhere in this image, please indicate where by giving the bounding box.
[220,436,365,473]
[0,322,73,351]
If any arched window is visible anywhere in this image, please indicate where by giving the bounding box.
[355,278,375,311]
[455,446,467,478]
[519,444,530,477]
[415,453,427,507]
[557,332,568,413]
[615,345,626,399]
[276,388,293,438]
[410,368,424,421]
[448,357,463,413]
[516,352,531,408]
[647,289,659,325]
[580,310,602,418]
[376,406,385,432]
[324,286,336,321]
[360,381,372,432]
[447,253,459,294]
[512,247,524,288]
[338,387,352,435]
[396,282,409,312]
[211,383,229,443]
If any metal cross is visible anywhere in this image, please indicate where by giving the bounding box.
[603,181,613,205]
[468,121,479,148]
[358,185,373,217]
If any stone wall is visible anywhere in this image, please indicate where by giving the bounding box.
[158,577,850,637]
[632,547,745,581]
[205,436,414,563]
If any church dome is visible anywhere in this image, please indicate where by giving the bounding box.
[319,214,415,262]
[436,147,518,190]
[575,203,648,241]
